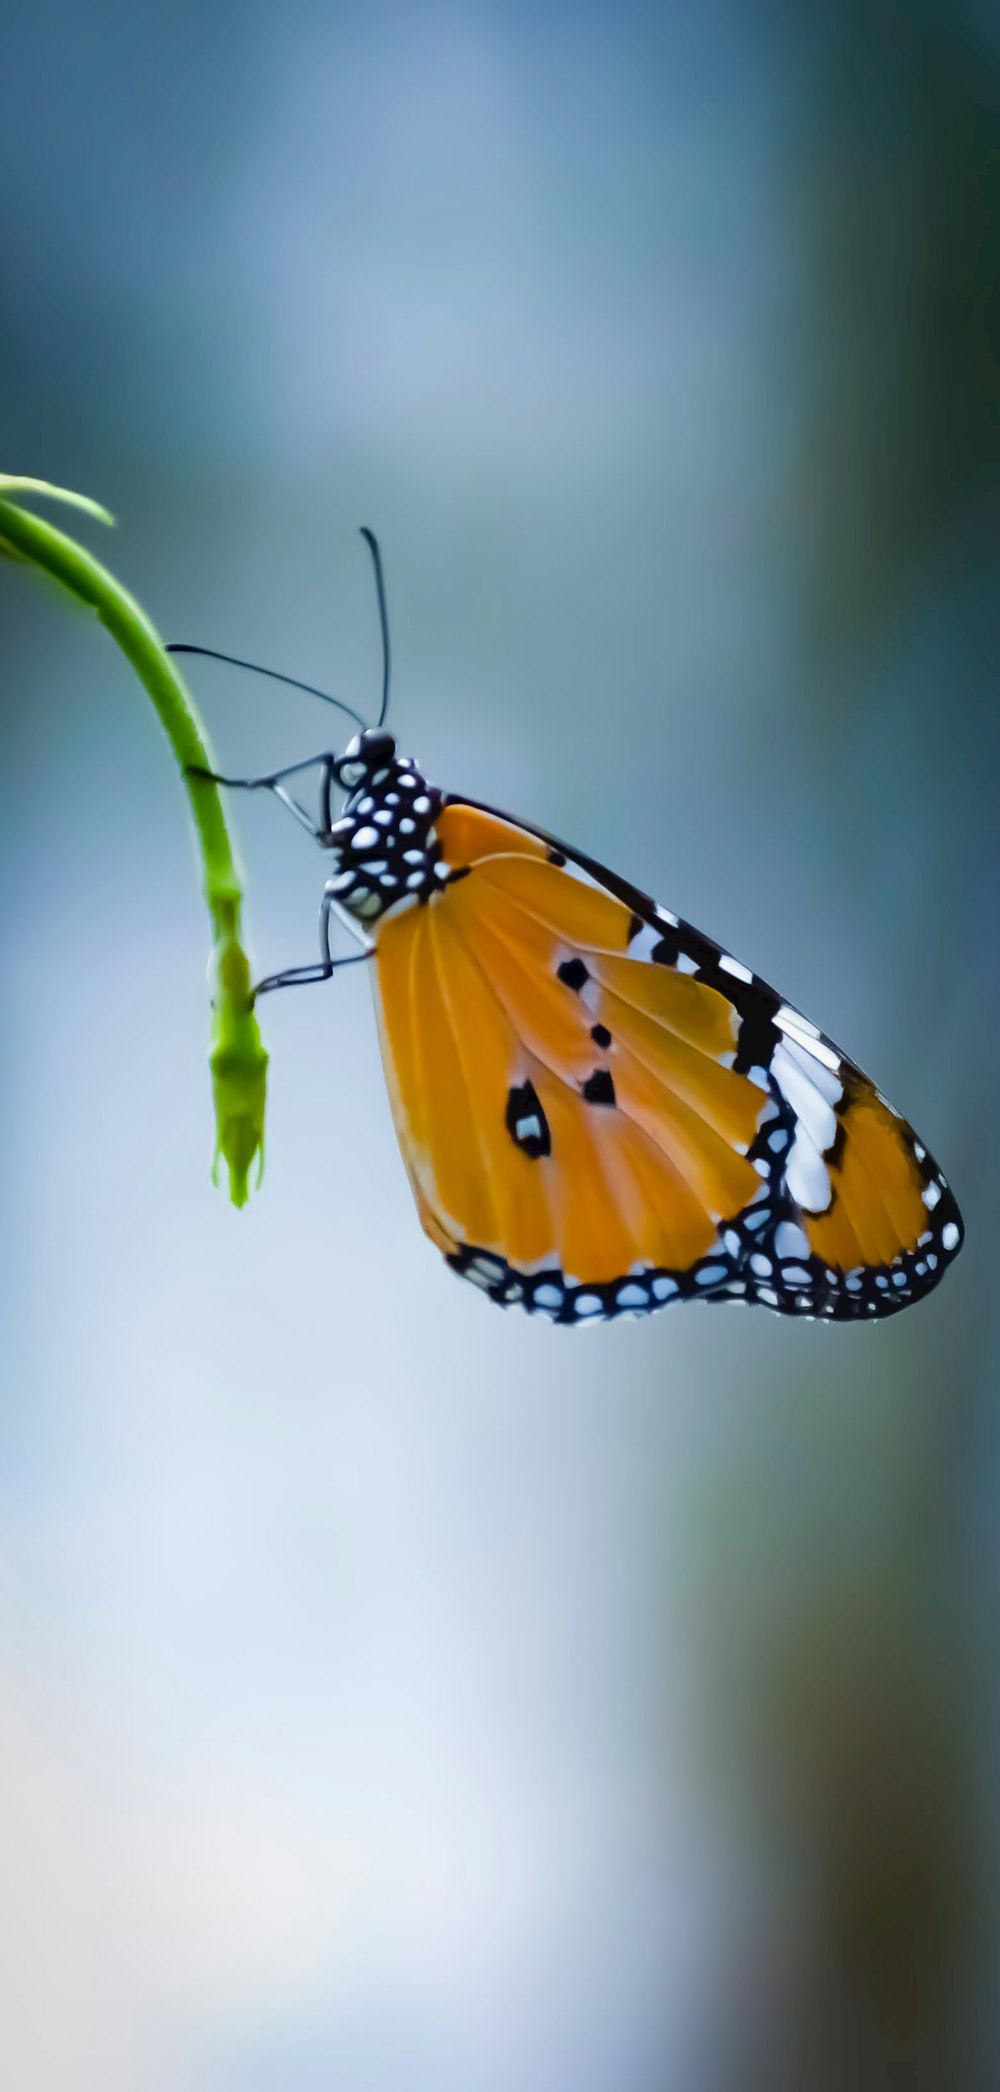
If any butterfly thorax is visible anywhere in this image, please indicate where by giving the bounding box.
[326,730,446,923]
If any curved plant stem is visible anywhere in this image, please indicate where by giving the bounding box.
[0,476,267,1205]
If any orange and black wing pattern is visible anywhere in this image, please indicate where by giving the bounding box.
[369,799,963,1322]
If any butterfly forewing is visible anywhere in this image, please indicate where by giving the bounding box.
[369,796,963,1322]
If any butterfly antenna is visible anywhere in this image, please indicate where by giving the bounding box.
[359,527,391,727]
[165,644,368,733]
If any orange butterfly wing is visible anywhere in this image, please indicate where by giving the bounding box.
[370,800,962,1321]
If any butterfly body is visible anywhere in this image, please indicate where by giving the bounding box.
[322,731,449,921]
[320,730,963,1325]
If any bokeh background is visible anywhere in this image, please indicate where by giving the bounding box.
[1,3,997,2087]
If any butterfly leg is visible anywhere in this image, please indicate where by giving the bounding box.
[188,753,339,840]
[253,950,372,998]
[251,881,373,999]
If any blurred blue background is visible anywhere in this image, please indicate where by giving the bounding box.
[1,2,997,2086]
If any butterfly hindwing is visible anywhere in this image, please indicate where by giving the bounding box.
[369,796,963,1322]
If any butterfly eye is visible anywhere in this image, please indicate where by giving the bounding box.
[358,728,396,763]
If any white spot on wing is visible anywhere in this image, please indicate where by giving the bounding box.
[774,1220,811,1261]
[580,976,601,1015]
[776,1004,819,1040]
[675,952,699,975]
[628,923,664,962]
[719,954,753,984]
[776,1035,843,1108]
[472,1254,505,1279]
[775,1008,841,1074]
[785,1125,831,1213]
[773,1042,839,1151]
[941,1219,960,1251]
[922,1181,942,1210]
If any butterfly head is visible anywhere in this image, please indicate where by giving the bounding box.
[333,727,398,791]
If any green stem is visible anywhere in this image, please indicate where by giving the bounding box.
[0,476,267,1205]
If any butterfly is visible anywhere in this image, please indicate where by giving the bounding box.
[172,532,964,1325]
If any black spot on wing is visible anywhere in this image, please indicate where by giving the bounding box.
[732,983,780,1078]
[505,1080,551,1159]
[826,1116,848,1173]
[547,847,567,866]
[650,927,681,966]
[590,1022,612,1049]
[557,956,590,992]
[582,1068,616,1106]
